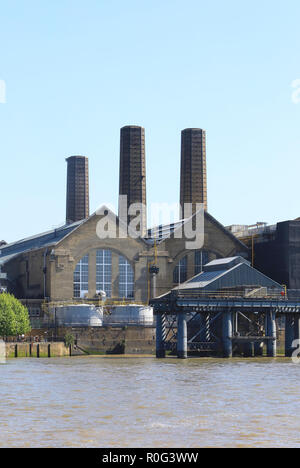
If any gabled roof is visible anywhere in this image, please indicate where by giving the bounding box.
[0,220,84,265]
[174,256,282,292]
[0,205,150,265]
[145,219,187,245]
[145,210,247,250]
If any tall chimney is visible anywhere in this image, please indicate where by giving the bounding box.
[180,128,207,218]
[119,126,147,235]
[66,156,89,225]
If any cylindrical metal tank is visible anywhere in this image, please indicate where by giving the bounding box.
[104,305,153,325]
[53,304,103,327]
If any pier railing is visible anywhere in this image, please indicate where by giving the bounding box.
[174,288,286,300]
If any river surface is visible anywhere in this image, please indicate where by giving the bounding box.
[1,356,300,448]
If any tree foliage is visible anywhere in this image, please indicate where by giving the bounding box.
[0,293,31,338]
[64,332,75,348]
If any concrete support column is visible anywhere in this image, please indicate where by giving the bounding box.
[156,313,166,358]
[177,313,187,359]
[267,311,277,358]
[222,311,233,358]
[285,314,295,357]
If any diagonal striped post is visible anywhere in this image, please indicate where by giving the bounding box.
[156,313,166,358]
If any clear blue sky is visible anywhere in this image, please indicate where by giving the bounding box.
[1,0,300,243]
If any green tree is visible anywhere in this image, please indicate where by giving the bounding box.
[0,293,31,338]
[0,294,17,338]
[64,332,75,348]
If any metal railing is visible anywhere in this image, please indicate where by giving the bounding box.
[175,288,286,300]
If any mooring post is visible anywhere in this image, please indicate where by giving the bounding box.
[156,313,166,358]
[285,314,295,357]
[267,311,277,357]
[222,311,233,358]
[177,312,187,359]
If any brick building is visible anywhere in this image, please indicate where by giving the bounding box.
[0,126,247,317]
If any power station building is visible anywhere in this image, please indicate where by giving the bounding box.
[228,220,300,290]
[0,126,248,318]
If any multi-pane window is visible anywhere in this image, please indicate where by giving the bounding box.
[119,255,134,299]
[96,250,112,298]
[73,255,89,298]
[195,250,209,275]
[173,256,187,284]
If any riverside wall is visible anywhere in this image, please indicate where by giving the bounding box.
[5,342,70,358]
[5,326,156,358]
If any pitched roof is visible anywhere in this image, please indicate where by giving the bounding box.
[174,256,282,292]
[0,220,83,265]
[145,210,247,249]
[0,204,149,265]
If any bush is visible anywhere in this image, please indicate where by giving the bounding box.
[64,333,75,348]
[0,293,31,339]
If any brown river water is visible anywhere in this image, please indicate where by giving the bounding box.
[0,356,300,448]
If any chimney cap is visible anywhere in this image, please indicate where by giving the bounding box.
[65,155,88,162]
[121,125,144,130]
[182,128,206,133]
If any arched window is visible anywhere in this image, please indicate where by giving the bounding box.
[119,255,134,299]
[195,250,209,275]
[173,256,187,284]
[96,250,112,298]
[73,255,89,298]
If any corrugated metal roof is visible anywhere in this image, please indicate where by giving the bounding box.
[0,220,83,264]
[175,258,282,292]
[145,219,186,245]
[175,264,240,290]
